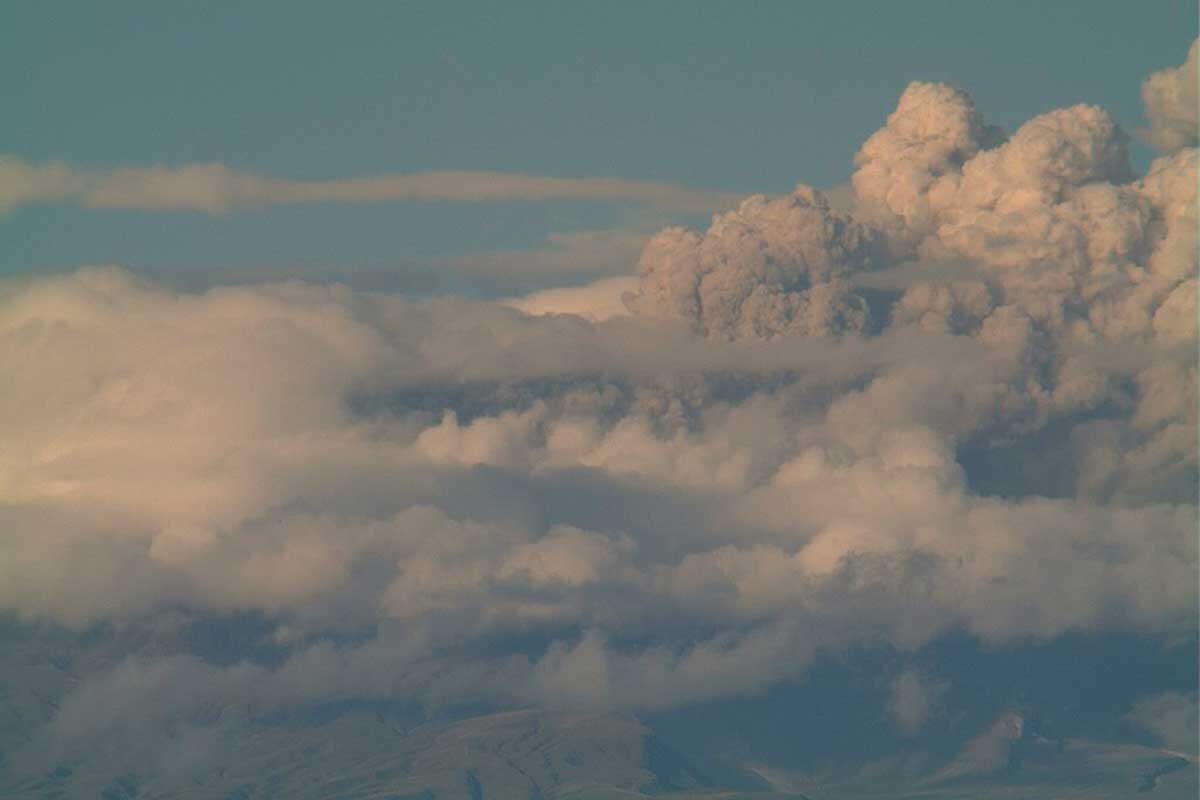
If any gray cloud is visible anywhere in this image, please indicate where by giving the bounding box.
[932,711,1027,782]
[1140,40,1199,153]
[1,47,1196,785]
[888,670,947,736]
[1,261,1192,688]
[1127,691,1199,754]
[0,158,740,216]
[627,186,880,339]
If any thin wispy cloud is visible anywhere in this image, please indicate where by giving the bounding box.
[0,158,739,216]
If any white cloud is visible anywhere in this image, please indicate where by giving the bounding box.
[503,276,638,321]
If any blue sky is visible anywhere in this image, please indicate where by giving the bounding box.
[2,1,1195,287]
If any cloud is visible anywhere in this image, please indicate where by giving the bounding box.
[888,670,947,736]
[626,186,880,339]
[0,158,740,216]
[1139,40,1199,153]
[1,49,1196,782]
[851,81,1004,242]
[933,711,1027,781]
[441,227,653,282]
[1,261,1192,668]
[151,226,654,296]
[503,275,638,321]
[1126,692,1199,754]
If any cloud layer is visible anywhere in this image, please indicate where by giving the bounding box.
[1,40,1196,786]
[0,159,738,215]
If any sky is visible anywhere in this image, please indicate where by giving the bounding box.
[1,4,1198,797]
[1,1,1195,291]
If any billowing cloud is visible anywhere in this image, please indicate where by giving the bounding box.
[1,46,1196,793]
[627,186,880,339]
[1140,39,1199,153]
[0,158,739,215]
[1,260,1192,687]
[851,81,1004,243]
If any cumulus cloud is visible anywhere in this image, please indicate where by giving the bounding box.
[627,186,880,339]
[1139,40,1199,153]
[1,263,1192,687]
[0,158,739,215]
[1,47,1197,788]
[852,81,1004,242]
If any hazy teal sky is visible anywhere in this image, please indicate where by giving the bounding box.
[2,1,1195,290]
